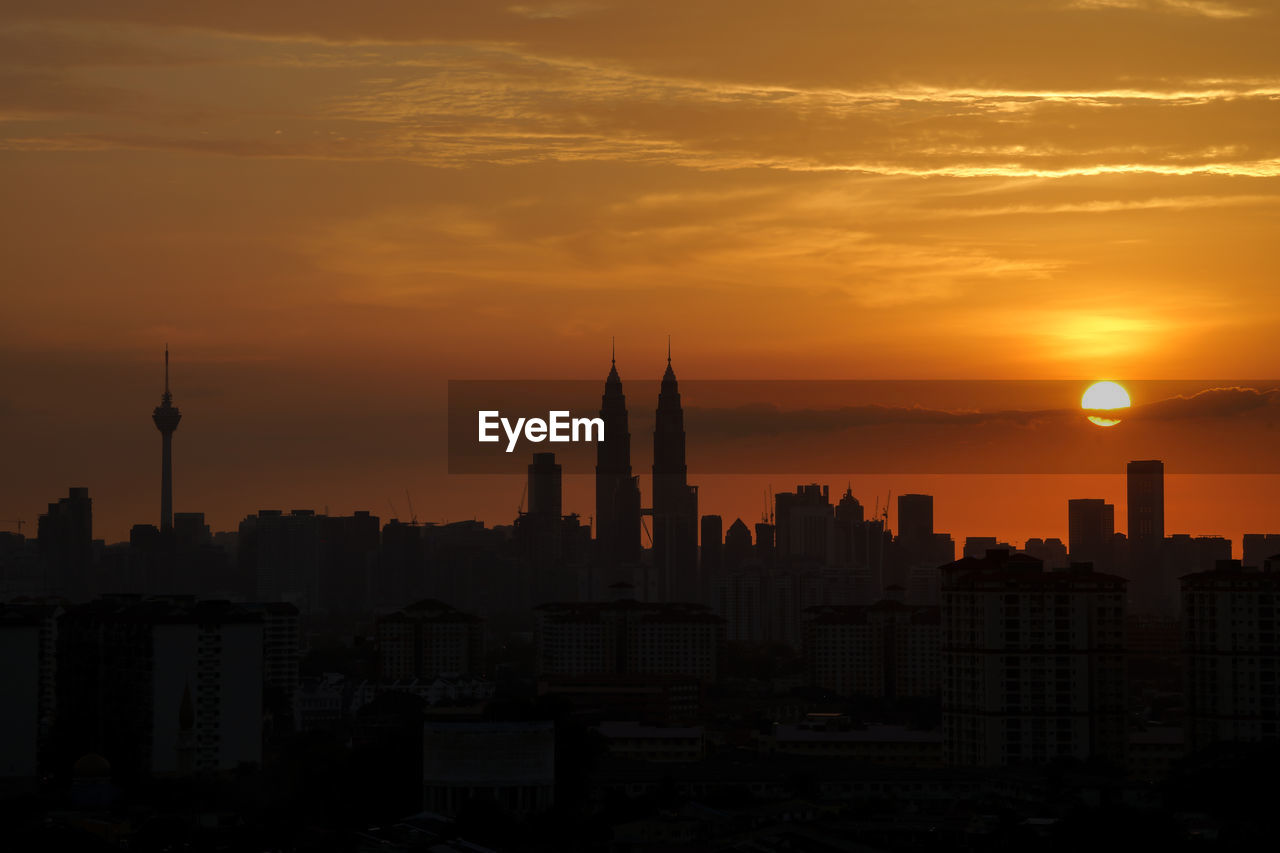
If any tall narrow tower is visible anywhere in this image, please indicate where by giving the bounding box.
[652,340,697,601]
[595,341,641,569]
[152,348,182,532]
[1127,459,1166,613]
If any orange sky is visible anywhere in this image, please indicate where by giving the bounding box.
[2,2,1278,548]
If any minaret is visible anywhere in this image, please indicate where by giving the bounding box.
[152,347,181,532]
[651,339,697,601]
[596,339,641,570]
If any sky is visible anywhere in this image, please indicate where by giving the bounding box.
[2,1,1278,548]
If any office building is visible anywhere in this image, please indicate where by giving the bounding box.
[1068,498,1115,571]
[775,484,835,567]
[37,487,93,600]
[1127,460,1166,613]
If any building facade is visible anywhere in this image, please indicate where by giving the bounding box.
[941,551,1127,768]
[1183,559,1280,751]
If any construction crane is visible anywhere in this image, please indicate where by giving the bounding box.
[405,489,418,525]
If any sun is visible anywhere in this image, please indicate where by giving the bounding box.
[1082,380,1130,427]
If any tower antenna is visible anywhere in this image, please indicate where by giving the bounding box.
[612,336,616,366]
[667,334,671,365]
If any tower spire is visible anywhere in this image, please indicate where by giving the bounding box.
[667,334,671,366]
[612,336,616,367]
[153,347,182,532]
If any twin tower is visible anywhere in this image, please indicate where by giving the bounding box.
[595,346,698,602]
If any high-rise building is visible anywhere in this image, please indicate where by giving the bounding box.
[241,601,301,711]
[894,494,953,586]
[699,515,723,582]
[318,510,380,614]
[527,451,561,519]
[1023,537,1069,571]
[1183,559,1280,750]
[595,349,642,570]
[240,509,322,611]
[37,487,93,599]
[897,494,934,546]
[1242,533,1280,569]
[775,484,835,566]
[1068,498,1115,569]
[519,452,564,567]
[754,521,775,569]
[58,597,264,779]
[0,605,43,781]
[651,346,698,602]
[941,550,1127,767]
[237,509,382,614]
[515,452,587,604]
[1127,460,1166,613]
[151,348,182,533]
[1163,535,1231,580]
[723,518,752,572]
[963,537,1017,560]
[833,487,865,567]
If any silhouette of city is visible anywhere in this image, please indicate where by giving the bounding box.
[2,348,1278,851]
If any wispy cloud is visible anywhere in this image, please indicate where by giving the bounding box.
[1068,0,1258,20]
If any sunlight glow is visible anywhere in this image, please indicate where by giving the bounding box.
[1082,380,1131,426]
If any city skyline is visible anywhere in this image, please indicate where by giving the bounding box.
[9,348,1276,564]
[4,2,1280,551]
[4,4,1279,847]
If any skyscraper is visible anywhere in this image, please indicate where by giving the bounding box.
[37,487,93,598]
[152,348,182,533]
[527,452,562,519]
[595,347,641,569]
[1127,460,1166,613]
[1068,498,1115,569]
[651,343,697,602]
[774,484,834,566]
[700,514,723,580]
[897,494,933,545]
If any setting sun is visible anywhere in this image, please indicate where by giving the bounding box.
[1082,380,1131,427]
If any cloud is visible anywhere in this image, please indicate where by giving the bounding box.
[1068,0,1258,20]
[1128,386,1280,420]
